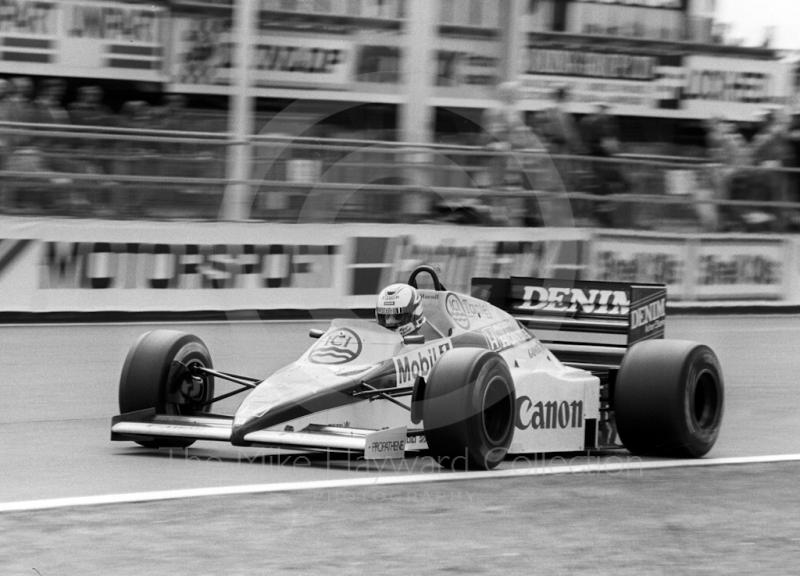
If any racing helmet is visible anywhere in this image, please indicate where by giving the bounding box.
[375,283,425,336]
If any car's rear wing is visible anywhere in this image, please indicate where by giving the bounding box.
[471,276,666,371]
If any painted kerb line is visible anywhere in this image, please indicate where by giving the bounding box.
[2,453,800,513]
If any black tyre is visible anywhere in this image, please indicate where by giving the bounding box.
[422,348,515,470]
[615,340,724,458]
[119,330,215,449]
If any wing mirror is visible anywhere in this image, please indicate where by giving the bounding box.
[403,334,425,345]
[309,329,325,339]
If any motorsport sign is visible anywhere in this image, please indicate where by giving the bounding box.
[0,0,165,81]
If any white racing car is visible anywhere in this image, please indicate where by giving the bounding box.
[111,266,724,470]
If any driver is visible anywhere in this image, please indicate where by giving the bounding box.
[375,283,426,336]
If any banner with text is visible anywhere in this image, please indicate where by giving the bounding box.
[693,238,786,300]
[677,55,791,121]
[587,233,789,301]
[0,0,166,82]
[588,233,690,299]
[519,43,791,120]
[434,36,502,99]
[520,44,684,112]
[170,16,356,94]
[0,221,586,313]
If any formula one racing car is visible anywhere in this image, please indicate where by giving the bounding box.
[111,266,724,470]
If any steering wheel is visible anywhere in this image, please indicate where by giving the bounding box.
[407,265,446,291]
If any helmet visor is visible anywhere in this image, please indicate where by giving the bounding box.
[376,308,412,329]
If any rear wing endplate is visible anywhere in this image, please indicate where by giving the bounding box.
[471,276,666,370]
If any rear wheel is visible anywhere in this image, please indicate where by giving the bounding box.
[119,330,215,448]
[615,340,724,458]
[422,348,515,470]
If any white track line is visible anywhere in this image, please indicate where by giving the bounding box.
[2,453,800,513]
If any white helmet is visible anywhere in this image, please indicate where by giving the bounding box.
[376,283,425,336]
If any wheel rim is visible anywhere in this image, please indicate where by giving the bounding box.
[693,369,720,431]
[170,358,211,416]
[482,375,513,446]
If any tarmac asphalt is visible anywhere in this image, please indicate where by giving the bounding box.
[0,315,799,504]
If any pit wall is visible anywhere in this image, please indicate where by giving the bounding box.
[0,218,797,317]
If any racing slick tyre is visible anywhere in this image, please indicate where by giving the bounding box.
[422,348,515,470]
[119,330,215,449]
[614,340,724,458]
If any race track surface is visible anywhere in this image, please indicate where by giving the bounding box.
[1,315,799,505]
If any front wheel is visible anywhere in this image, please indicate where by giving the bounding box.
[119,330,216,448]
[614,340,724,458]
[422,348,515,470]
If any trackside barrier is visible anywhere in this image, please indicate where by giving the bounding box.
[3,121,800,230]
[0,121,229,219]
[0,219,797,318]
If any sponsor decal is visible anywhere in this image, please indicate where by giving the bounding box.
[446,293,493,329]
[516,397,584,430]
[309,328,362,365]
[405,434,426,445]
[393,339,453,386]
[630,298,666,332]
[518,286,630,316]
[461,298,492,319]
[364,426,407,460]
[445,293,470,329]
[482,320,533,352]
[528,342,547,358]
[369,440,405,453]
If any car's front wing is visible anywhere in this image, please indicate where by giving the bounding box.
[111,409,408,459]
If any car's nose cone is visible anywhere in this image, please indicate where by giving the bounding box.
[230,364,369,445]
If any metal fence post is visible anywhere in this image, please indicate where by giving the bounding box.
[220,0,256,221]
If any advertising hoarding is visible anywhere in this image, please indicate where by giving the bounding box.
[0,0,165,82]
[520,46,790,120]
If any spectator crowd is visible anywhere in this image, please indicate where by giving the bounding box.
[0,76,217,217]
[0,75,798,229]
[480,82,799,232]
[705,109,797,232]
